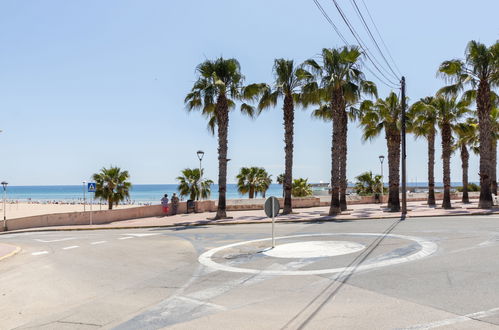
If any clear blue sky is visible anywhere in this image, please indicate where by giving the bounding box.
[0,0,497,185]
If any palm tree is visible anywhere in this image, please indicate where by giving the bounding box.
[354,171,383,196]
[359,92,402,212]
[236,167,271,199]
[185,57,260,219]
[304,47,377,215]
[276,173,284,185]
[453,120,478,203]
[408,97,438,206]
[438,40,499,208]
[292,178,313,197]
[256,171,272,198]
[251,59,311,214]
[176,168,213,201]
[433,95,470,209]
[92,166,131,210]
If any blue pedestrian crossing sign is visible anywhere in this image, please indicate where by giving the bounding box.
[87,182,96,192]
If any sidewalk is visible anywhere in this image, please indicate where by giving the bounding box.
[1,199,498,236]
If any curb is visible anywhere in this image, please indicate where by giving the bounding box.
[0,210,498,235]
[0,244,21,262]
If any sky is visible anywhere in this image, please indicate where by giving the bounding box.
[0,0,497,186]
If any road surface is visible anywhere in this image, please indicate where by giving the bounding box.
[1,214,499,329]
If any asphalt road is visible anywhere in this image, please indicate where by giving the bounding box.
[1,214,499,329]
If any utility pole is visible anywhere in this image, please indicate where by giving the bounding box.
[401,76,407,216]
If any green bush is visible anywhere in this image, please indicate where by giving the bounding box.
[456,183,480,192]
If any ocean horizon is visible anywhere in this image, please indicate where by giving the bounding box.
[2,182,475,204]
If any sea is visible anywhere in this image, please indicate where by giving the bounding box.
[2,182,469,204]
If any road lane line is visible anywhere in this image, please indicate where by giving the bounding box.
[90,241,107,245]
[402,307,499,329]
[62,246,79,250]
[32,251,49,256]
[35,238,76,243]
[123,233,160,237]
[118,237,133,240]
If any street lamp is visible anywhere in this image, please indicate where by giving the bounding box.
[82,181,87,212]
[197,150,205,176]
[2,181,8,231]
[379,155,385,205]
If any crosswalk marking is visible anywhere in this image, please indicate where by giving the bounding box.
[90,241,107,245]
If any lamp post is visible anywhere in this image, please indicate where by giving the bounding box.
[379,155,385,204]
[82,181,87,212]
[2,181,8,231]
[197,150,205,176]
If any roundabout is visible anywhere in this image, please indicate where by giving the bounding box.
[198,233,438,276]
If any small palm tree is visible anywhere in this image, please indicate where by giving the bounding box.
[185,57,260,219]
[256,171,272,198]
[236,167,271,199]
[408,97,438,206]
[176,168,213,201]
[304,46,377,214]
[292,178,313,197]
[276,174,284,185]
[433,95,470,209]
[359,92,402,212]
[438,40,499,208]
[354,171,383,196]
[92,166,131,210]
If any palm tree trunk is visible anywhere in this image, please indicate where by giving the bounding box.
[329,98,341,215]
[491,139,497,195]
[427,130,436,206]
[461,144,470,204]
[108,199,113,210]
[339,109,348,211]
[249,186,254,199]
[282,93,294,214]
[215,94,229,219]
[477,80,493,208]
[386,128,401,212]
[441,123,452,209]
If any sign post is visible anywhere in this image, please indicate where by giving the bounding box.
[87,182,96,225]
[264,196,280,248]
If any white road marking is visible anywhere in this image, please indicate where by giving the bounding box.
[123,233,160,237]
[35,237,76,243]
[402,307,499,329]
[198,233,438,276]
[263,240,365,259]
[119,237,133,240]
[62,245,79,250]
[90,241,107,245]
[31,251,49,256]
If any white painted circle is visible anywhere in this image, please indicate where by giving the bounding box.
[198,233,438,276]
[262,240,365,259]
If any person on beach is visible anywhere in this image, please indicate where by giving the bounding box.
[171,193,179,215]
[161,194,169,215]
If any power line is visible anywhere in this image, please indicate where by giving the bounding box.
[311,0,399,89]
[329,0,400,86]
[348,0,400,79]
[359,0,402,76]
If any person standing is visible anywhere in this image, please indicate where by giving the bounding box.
[161,194,169,215]
[171,193,179,215]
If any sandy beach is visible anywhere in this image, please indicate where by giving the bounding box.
[0,202,140,219]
